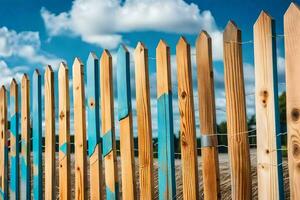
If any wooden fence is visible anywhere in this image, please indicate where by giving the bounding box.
[0,3,299,200]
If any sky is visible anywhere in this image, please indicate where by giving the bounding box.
[0,0,296,137]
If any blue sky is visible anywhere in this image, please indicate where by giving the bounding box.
[0,0,296,137]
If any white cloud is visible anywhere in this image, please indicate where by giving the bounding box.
[0,26,62,69]
[41,0,223,55]
[0,60,27,86]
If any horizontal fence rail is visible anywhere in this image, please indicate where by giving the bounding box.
[0,3,299,199]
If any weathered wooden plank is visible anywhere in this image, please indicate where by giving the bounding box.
[20,74,30,200]
[9,79,20,200]
[0,86,8,200]
[223,21,251,200]
[176,37,199,200]
[73,58,87,200]
[44,66,56,200]
[58,63,71,200]
[196,31,220,200]
[86,52,102,200]
[254,11,284,200]
[117,45,136,200]
[284,3,300,199]
[156,40,176,200]
[32,70,43,200]
[100,50,119,200]
[134,42,154,200]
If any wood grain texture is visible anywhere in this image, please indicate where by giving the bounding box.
[223,21,251,200]
[196,31,220,200]
[58,63,71,200]
[44,66,56,200]
[117,45,136,200]
[73,58,87,200]
[20,74,30,200]
[254,11,284,200]
[86,52,102,200]
[100,50,119,200]
[9,79,19,200]
[134,42,154,200]
[176,37,199,200]
[0,86,8,200]
[156,40,176,200]
[32,70,43,200]
[284,3,300,199]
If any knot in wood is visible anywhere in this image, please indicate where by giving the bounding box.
[89,99,95,108]
[260,90,268,107]
[59,111,65,120]
[291,108,300,122]
[293,143,300,159]
[180,91,187,99]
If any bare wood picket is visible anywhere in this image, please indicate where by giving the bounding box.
[58,63,71,200]
[9,79,19,200]
[284,3,300,199]
[176,37,199,200]
[223,21,251,200]
[134,42,154,200]
[254,11,284,200]
[196,31,220,200]
[20,74,30,200]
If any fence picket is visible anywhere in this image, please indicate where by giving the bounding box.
[196,32,220,200]
[134,42,154,200]
[58,63,71,200]
[117,45,136,200]
[100,50,119,200]
[87,52,102,200]
[32,70,43,200]
[254,11,284,200]
[20,74,30,200]
[9,79,19,200]
[223,21,251,199]
[284,2,300,199]
[45,66,56,200]
[156,40,176,200]
[73,58,88,200]
[176,37,199,200]
[0,86,8,200]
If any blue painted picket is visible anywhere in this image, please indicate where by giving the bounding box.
[157,93,176,200]
[117,45,137,199]
[86,52,102,199]
[87,52,101,158]
[156,40,176,200]
[9,80,20,200]
[32,70,43,200]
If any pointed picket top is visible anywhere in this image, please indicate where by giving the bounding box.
[135,42,147,57]
[0,85,6,94]
[73,57,83,67]
[118,44,129,53]
[88,52,98,63]
[33,69,40,76]
[224,20,241,42]
[22,74,29,83]
[285,2,300,18]
[176,36,189,49]
[10,78,18,90]
[156,39,169,53]
[45,65,53,75]
[196,31,211,44]
[254,11,273,28]
[101,49,111,60]
[58,62,68,77]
